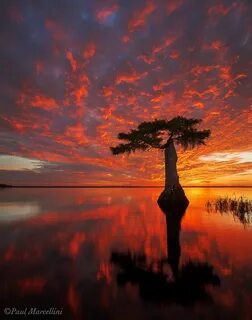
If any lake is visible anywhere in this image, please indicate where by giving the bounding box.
[0,187,251,320]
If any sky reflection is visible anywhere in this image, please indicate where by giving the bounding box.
[0,187,251,319]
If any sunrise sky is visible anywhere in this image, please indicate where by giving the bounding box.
[0,0,251,186]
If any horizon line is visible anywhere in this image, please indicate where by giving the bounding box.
[1,185,252,188]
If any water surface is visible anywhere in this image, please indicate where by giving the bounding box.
[0,187,251,319]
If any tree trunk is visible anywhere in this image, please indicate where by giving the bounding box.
[165,139,179,189]
[158,139,189,210]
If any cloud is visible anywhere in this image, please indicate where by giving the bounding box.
[207,4,233,16]
[0,0,251,185]
[95,4,118,24]
[66,51,78,72]
[166,0,184,15]
[64,122,89,146]
[115,67,148,85]
[0,155,46,171]
[128,1,155,32]
[199,152,252,164]
[83,42,96,59]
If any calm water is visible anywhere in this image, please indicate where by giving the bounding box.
[0,187,252,320]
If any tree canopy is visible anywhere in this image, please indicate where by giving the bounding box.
[110,116,211,155]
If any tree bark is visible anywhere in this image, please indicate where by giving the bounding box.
[165,139,179,189]
[158,139,189,209]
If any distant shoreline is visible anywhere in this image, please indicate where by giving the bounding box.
[1,185,252,189]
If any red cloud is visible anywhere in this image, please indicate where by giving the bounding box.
[83,42,96,59]
[121,35,130,43]
[138,54,155,65]
[219,66,232,82]
[1,114,52,135]
[66,51,77,72]
[45,19,66,41]
[115,69,147,85]
[208,4,232,16]
[95,4,118,23]
[153,79,176,91]
[72,86,88,106]
[17,91,59,112]
[101,105,115,120]
[183,85,220,99]
[128,2,155,32]
[64,63,89,112]
[65,122,88,146]
[152,36,177,55]
[102,87,113,98]
[167,0,184,15]
[169,50,180,59]
[30,95,58,110]
[191,65,218,76]
[207,40,223,50]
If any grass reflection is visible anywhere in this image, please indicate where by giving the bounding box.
[206,196,252,226]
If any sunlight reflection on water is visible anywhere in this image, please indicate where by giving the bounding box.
[0,202,41,222]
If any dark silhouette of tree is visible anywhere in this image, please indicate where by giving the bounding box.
[110,116,210,191]
[111,251,220,305]
[111,200,220,305]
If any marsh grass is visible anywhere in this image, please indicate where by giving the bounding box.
[206,196,252,226]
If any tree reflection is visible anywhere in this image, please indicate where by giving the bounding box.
[111,192,220,305]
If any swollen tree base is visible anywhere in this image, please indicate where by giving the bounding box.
[158,184,189,213]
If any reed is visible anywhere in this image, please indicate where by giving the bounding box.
[206,196,252,226]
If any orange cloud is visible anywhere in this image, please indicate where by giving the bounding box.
[193,102,204,109]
